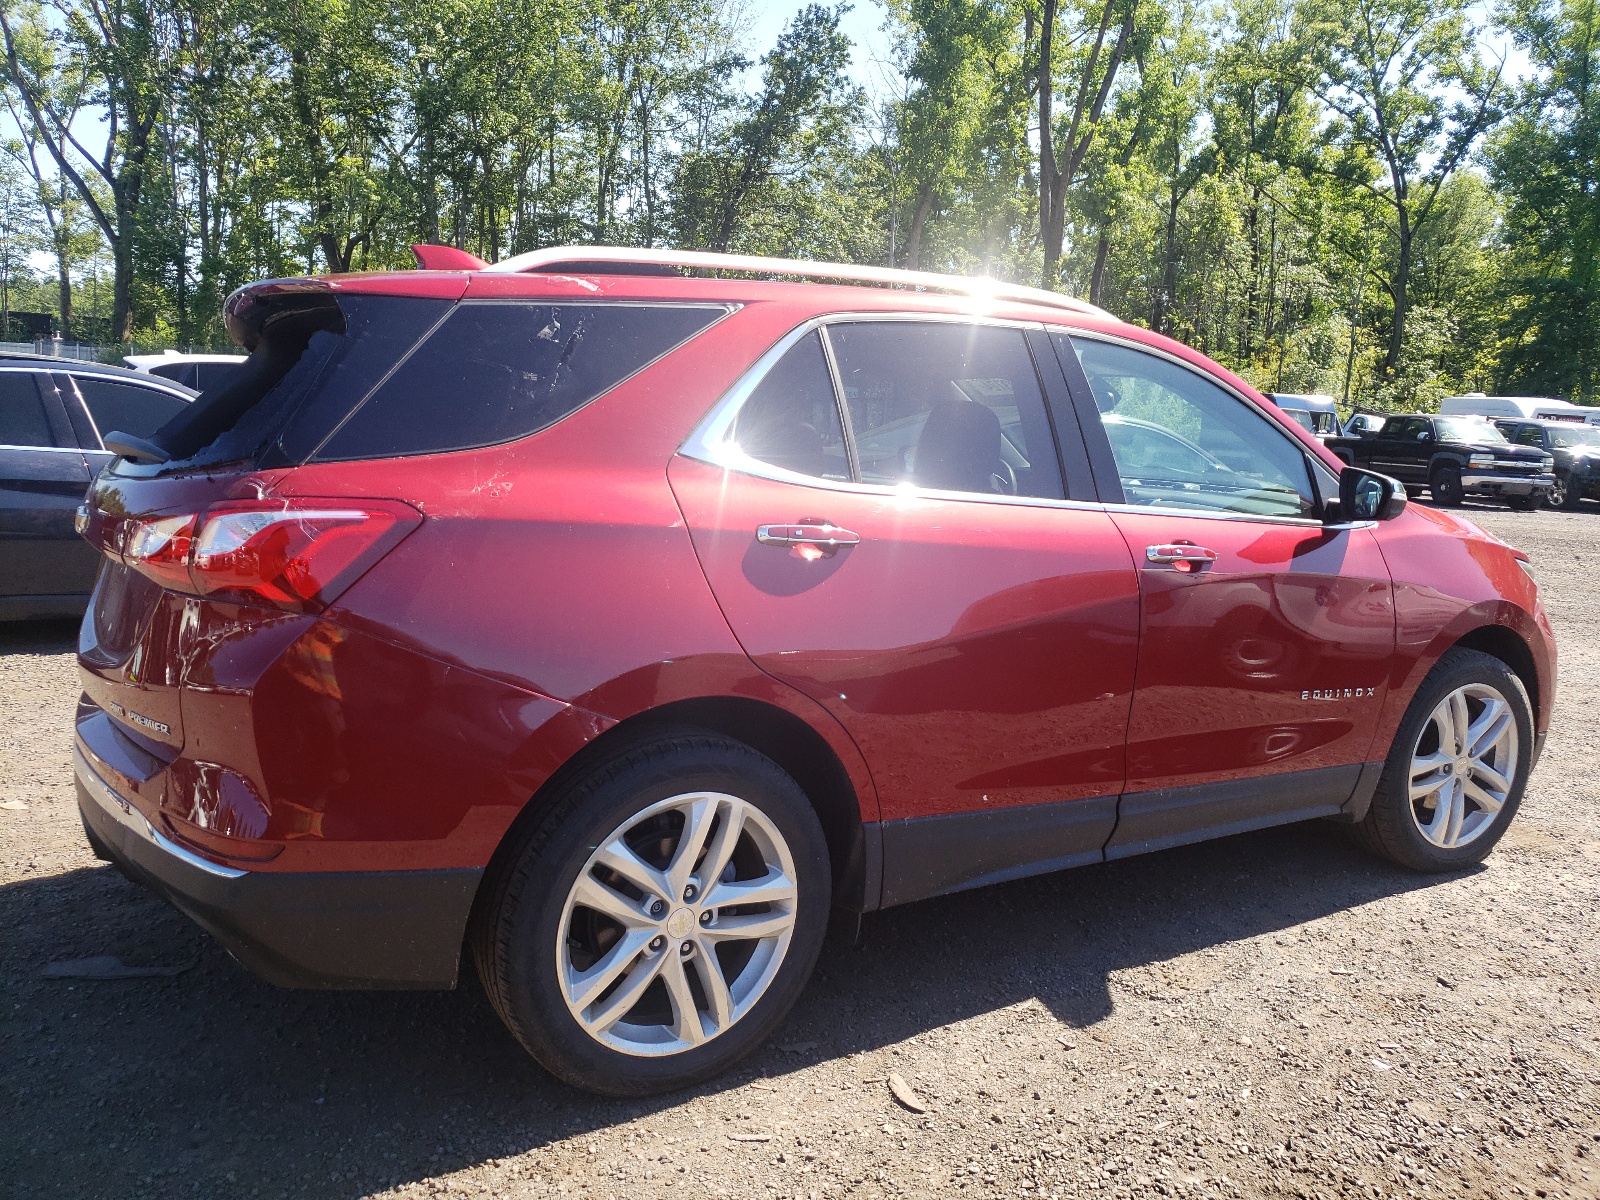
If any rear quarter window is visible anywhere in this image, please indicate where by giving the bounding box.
[311,301,729,462]
[74,377,190,441]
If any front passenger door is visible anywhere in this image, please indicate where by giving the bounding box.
[1059,334,1396,858]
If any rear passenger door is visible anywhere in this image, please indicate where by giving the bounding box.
[671,318,1141,906]
[0,369,94,605]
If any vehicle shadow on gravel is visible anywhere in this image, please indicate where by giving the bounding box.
[0,817,1453,1200]
[0,617,79,655]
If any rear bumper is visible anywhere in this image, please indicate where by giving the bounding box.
[75,745,481,989]
[1460,472,1555,496]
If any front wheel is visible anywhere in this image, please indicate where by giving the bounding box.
[1351,648,1533,872]
[1430,462,1465,507]
[471,730,831,1096]
[1550,474,1585,510]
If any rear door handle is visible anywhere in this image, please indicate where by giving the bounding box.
[757,521,860,558]
[1146,543,1218,573]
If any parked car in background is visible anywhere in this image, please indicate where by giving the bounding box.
[1441,393,1600,426]
[1344,411,1386,437]
[0,354,193,619]
[123,350,247,393]
[1268,392,1342,439]
[1493,418,1600,510]
[73,247,1555,1097]
[1326,413,1555,508]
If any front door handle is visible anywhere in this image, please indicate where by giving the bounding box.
[1146,543,1218,573]
[757,520,860,559]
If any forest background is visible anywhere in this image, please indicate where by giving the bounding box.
[0,0,1595,409]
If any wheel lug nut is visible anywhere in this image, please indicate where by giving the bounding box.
[650,900,667,917]
[650,935,666,952]
[682,884,697,902]
[680,941,694,957]
[699,910,713,925]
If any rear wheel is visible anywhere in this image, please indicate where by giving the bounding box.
[472,730,831,1096]
[1430,462,1465,507]
[1351,648,1532,872]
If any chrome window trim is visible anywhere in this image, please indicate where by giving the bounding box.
[57,370,196,406]
[0,444,86,454]
[681,438,1345,525]
[679,312,1356,531]
[679,310,1049,481]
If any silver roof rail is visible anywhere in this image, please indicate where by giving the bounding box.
[481,245,1110,318]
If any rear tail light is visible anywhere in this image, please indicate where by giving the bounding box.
[114,498,420,612]
[122,514,198,591]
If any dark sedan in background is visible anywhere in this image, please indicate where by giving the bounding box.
[0,354,193,619]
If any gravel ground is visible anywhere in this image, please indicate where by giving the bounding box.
[2,501,1598,1200]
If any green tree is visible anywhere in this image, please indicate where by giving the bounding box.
[1298,0,1506,379]
[670,3,857,252]
[1490,0,1600,400]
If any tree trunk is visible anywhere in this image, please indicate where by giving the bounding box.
[57,246,72,340]
[1089,229,1110,305]
[1386,211,1411,378]
[1037,0,1060,288]
[905,187,936,270]
[112,226,134,342]
[1244,185,1260,359]
[1154,169,1179,333]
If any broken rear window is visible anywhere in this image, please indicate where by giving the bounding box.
[309,301,730,462]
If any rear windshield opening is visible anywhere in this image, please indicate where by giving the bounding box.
[135,294,730,474]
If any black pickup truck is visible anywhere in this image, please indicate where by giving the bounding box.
[1325,413,1556,509]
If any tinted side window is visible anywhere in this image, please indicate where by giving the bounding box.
[150,362,200,389]
[825,323,1064,499]
[0,372,57,447]
[731,332,848,480]
[1067,337,1315,519]
[74,377,190,442]
[1514,425,1544,447]
[314,302,726,462]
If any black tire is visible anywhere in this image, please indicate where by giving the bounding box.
[1430,462,1465,507]
[1505,494,1539,511]
[1350,648,1533,872]
[471,729,831,1096]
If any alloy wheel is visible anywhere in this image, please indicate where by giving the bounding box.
[556,791,798,1056]
[1407,683,1520,849]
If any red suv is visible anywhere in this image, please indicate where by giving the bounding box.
[73,247,1555,1096]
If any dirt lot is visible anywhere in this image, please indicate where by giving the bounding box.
[2,501,1598,1200]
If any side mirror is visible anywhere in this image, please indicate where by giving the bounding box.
[1333,466,1407,523]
